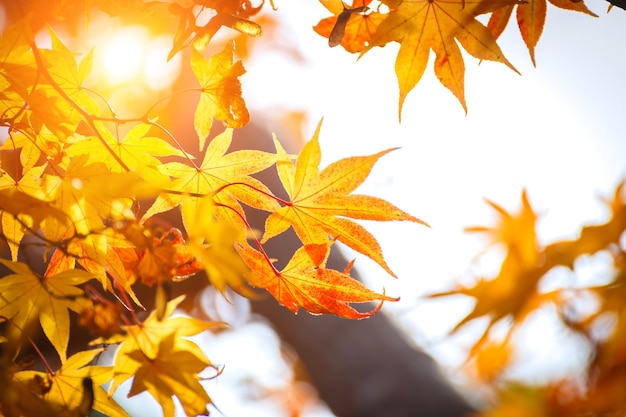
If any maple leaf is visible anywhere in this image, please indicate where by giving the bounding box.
[132,226,204,286]
[469,338,513,382]
[66,122,189,187]
[142,128,279,241]
[0,128,65,173]
[487,0,597,66]
[126,333,214,417]
[0,18,37,121]
[262,120,427,276]
[0,168,69,260]
[314,0,386,53]
[365,0,520,117]
[427,191,559,352]
[0,260,94,362]
[26,85,79,140]
[466,189,539,266]
[181,196,257,295]
[108,296,225,399]
[39,26,100,116]
[237,242,398,318]
[191,44,249,151]
[14,349,129,417]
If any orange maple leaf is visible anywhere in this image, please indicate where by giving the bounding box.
[427,191,558,354]
[314,0,385,53]
[237,243,397,318]
[262,120,427,276]
[365,0,520,117]
[191,44,249,151]
[133,227,204,286]
[487,0,597,66]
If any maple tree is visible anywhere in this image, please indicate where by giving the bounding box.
[0,0,624,416]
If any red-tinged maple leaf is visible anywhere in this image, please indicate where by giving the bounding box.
[314,0,386,53]
[0,260,94,362]
[237,243,398,318]
[142,127,279,241]
[262,120,427,277]
[191,44,249,151]
[44,226,140,304]
[365,0,520,117]
[487,0,597,66]
[14,349,129,417]
[133,227,204,286]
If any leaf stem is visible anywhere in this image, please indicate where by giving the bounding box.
[28,337,55,376]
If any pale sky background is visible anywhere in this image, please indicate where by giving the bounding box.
[2,1,625,416]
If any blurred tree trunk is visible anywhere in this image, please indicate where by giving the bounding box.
[253,295,474,417]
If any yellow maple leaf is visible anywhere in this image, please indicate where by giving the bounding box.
[181,196,257,295]
[0,167,69,260]
[40,26,100,116]
[14,349,129,417]
[262,120,428,276]
[0,128,65,172]
[365,0,520,117]
[142,128,279,241]
[66,121,189,187]
[126,333,214,417]
[109,296,225,398]
[0,260,94,362]
[191,43,249,151]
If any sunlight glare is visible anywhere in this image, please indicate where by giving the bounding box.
[101,26,148,85]
[94,23,181,92]
[85,20,183,116]
[144,35,181,90]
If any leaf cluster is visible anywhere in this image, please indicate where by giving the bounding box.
[315,0,598,117]
[429,184,626,416]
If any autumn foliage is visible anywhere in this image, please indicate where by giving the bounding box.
[0,0,623,416]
